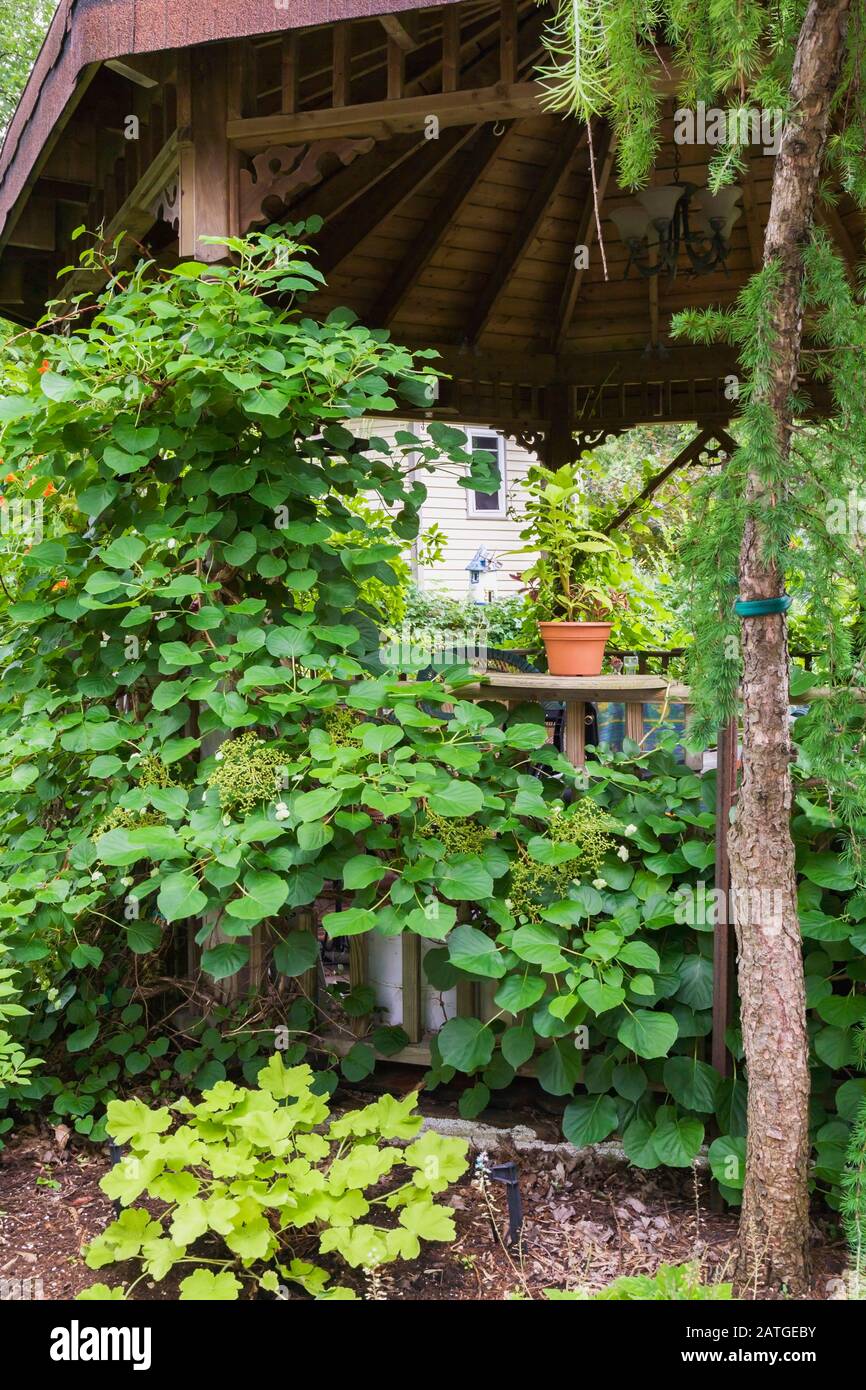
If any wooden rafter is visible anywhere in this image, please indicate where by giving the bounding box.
[290,132,419,225]
[302,10,545,278]
[552,122,616,353]
[466,122,588,345]
[378,13,420,54]
[367,124,515,327]
[315,123,480,274]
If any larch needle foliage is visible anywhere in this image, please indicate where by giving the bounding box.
[535,0,866,196]
[673,233,866,874]
[538,2,866,872]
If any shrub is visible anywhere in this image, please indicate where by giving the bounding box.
[402,584,528,647]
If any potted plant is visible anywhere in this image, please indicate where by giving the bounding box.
[514,463,625,676]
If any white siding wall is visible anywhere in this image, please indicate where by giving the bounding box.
[357,418,540,600]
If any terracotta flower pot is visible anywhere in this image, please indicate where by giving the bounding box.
[539,621,612,677]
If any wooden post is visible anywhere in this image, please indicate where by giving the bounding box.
[401,933,422,1042]
[333,25,352,108]
[500,0,518,84]
[456,979,478,1017]
[478,980,499,1023]
[442,9,460,93]
[178,45,237,260]
[281,33,298,115]
[543,382,574,470]
[297,908,319,1009]
[564,699,587,768]
[625,701,644,748]
[349,934,368,1036]
[711,716,739,1076]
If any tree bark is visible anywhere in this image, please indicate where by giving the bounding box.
[730,0,851,1295]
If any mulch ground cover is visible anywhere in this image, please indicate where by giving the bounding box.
[0,1077,848,1301]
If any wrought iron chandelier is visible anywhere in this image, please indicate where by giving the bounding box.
[610,181,742,283]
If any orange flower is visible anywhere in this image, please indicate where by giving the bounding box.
[5,472,15,483]
[52,579,68,591]
[43,483,56,497]
[38,360,50,374]
[0,496,5,507]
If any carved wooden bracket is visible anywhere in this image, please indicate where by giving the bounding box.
[240,138,375,231]
[503,425,547,458]
[503,423,625,467]
[150,176,180,234]
[695,432,737,467]
[573,426,625,455]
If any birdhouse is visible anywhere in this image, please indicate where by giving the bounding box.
[466,546,501,603]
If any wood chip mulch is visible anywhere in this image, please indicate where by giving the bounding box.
[0,1120,848,1301]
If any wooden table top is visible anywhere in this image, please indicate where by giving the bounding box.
[460,672,691,702]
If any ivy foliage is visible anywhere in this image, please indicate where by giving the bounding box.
[77,1054,468,1299]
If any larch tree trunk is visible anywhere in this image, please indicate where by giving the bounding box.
[730,0,851,1295]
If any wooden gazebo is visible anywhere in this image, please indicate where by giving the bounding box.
[1,0,862,1071]
[2,0,859,463]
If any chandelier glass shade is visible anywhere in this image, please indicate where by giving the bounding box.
[610,182,743,281]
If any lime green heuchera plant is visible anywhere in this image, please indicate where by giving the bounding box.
[78,1054,468,1301]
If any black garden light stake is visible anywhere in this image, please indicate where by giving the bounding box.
[489,1161,524,1246]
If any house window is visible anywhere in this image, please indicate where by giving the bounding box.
[466,431,506,518]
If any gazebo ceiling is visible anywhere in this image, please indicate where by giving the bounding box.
[0,0,860,448]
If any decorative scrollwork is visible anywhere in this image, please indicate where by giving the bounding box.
[573,426,624,455]
[240,138,375,230]
[151,177,179,233]
[504,425,547,456]
[697,434,735,467]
